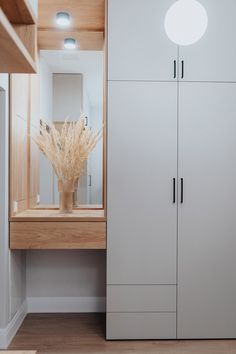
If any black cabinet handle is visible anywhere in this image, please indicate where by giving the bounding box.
[173,178,176,203]
[181,178,184,203]
[181,60,184,79]
[173,60,177,79]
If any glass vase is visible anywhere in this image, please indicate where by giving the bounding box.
[58,180,74,214]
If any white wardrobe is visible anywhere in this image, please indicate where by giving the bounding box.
[107,0,236,339]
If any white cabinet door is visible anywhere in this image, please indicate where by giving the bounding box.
[108,0,178,81]
[107,81,177,285]
[179,0,236,82]
[178,82,236,338]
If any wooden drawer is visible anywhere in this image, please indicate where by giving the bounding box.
[106,312,176,339]
[107,285,176,312]
[10,221,106,249]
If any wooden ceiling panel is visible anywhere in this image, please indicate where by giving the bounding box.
[38,0,104,50]
[38,29,104,50]
[38,0,105,31]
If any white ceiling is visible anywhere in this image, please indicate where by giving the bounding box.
[40,50,103,107]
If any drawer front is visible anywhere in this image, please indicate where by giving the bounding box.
[107,285,176,312]
[107,312,176,339]
[10,221,106,249]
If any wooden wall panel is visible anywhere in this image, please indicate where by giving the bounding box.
[10,74,30,214]
[10,72,40,215]
[38,30,104,50]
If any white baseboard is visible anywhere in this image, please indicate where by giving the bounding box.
[0,300,27,349]
[27,296,106,313]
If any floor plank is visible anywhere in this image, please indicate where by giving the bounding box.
[0,352,36,354]
[8,313,236,354]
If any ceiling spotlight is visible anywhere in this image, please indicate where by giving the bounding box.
[64,38,77,50]
[56,12,70,27]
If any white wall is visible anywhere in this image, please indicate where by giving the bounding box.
[39,56,53,204]
[89,104,103,204]
[10,252,26,318]
[83,86,91,118]
[26,250,106,312]
[82,76,103,205]
[0,75,10,329]
[0,75,27,349]
[27,250,106,297]
[40,57,52,121]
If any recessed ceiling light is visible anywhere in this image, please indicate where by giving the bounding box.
[56,12,70,27]
[64,38,77,50]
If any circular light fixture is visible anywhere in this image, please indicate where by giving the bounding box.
[56,12,71,27]
[64,38,77,50]
[164,0,208,46]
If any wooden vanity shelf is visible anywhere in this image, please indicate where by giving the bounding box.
[10,209,106,250]
[0,0,37,73]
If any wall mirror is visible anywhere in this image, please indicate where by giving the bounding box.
[10,48,106,217]
[34,50,104,210]
[9,1,106,218]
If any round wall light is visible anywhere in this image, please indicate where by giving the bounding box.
[164,0,208,46]
[56,12,71,27]
[64,38,77,49]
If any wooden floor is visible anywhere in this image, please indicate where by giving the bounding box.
[9,313,236,354]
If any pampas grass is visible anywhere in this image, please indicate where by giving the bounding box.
[33,114,102,188]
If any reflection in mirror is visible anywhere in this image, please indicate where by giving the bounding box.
[36,50,103,209]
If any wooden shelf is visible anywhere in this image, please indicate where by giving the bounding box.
[0,0,36,24]
[0,8,36,73]
[10,208,106,222]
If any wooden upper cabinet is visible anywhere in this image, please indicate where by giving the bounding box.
[0,0,37,73]
[179,0,236,82]
[108,0,178,81]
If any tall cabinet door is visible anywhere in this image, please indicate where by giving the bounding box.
[108,0,178,81]
[178,82,236,338]
[179,0,236,82]
[107,81,177,339]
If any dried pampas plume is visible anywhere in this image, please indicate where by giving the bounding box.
[33,114,102,187]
